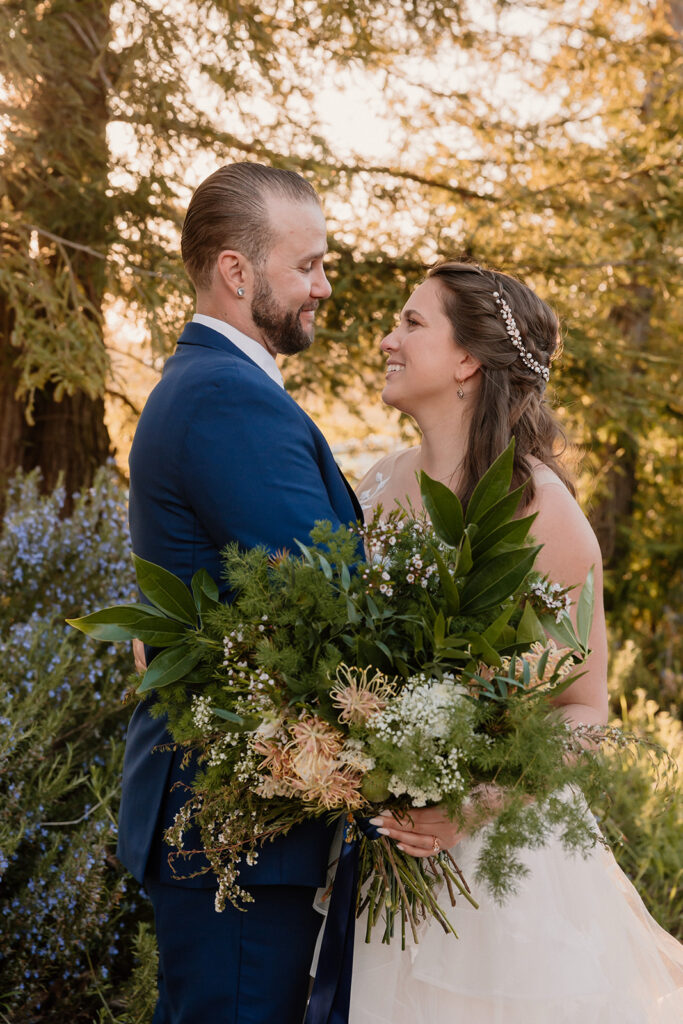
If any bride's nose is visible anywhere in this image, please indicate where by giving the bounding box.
[381,330,398,352]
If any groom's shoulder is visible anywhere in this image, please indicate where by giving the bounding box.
[162,335,259,383]
[155,339,284,404]
[141,345,308,436]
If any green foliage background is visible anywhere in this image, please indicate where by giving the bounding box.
[0,0,681,1018]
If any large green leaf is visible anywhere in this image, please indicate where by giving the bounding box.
[515,601,547,646]
[466,632,502,666]
[317,553,333,580]
[496,625,517,648]
[540,613,581,652]
[420,472,464,546]
[482,603,517,645]
[66,604,189,645]
[576,568,595,651]
[133,554,197,626]
[471,513,537,559]
[136,643,205,693]
[431,547,460,614]
[534,645,551,681]
[372,640,393,662]
[464,440,515,525]
[454,532,473,576]
[469,486,529,548]
[460,545,541,614]
[345,598,361,625]
[437,635,469,650]
[191,568,221,618]
[294,540,316,566]
[212,707,247,726]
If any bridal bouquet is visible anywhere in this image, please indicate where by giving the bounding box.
[68,442,624,945]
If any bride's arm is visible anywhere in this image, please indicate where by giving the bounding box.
[529,480,609,728]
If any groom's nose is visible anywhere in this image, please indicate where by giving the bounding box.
[311,266,332,300]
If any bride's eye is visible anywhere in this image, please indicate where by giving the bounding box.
[406,317,419,328]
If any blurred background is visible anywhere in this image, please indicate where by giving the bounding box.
[1,1,681,1019]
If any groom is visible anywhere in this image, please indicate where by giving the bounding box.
[119,162,362,1023]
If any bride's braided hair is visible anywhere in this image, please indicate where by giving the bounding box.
[426,260,574,510]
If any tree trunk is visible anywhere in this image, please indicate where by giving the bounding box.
[0,1,114,504]
[589,0,681,575]
[590,288,650,572]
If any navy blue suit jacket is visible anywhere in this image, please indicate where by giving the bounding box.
[118,321,361,888]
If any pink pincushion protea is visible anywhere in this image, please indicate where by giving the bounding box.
[330,664,396,724]
[523,640,575,679]
[254,713,366,810]
[288,714,345,759]
[289,762,365,810]
[252,736,294,779]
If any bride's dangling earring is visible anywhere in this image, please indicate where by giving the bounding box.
[456,378,465,400]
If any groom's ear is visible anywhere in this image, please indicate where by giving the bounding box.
[215,249,251,296]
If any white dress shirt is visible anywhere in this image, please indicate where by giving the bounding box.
[192,313,284,389]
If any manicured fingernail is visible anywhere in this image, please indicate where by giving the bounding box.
[377,827,390,836]
[397,844,406,851]
[369,817,384,826]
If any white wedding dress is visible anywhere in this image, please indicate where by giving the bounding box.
[342,460,683,1022]
[347,829,683,1023]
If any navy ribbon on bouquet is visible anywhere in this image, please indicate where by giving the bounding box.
[305,817,381,1024]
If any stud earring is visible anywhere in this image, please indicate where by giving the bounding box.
[237,287,245,297]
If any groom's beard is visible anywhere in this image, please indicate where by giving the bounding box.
[251,273,317,356]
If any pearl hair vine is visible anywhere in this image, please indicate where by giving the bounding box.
[493,291,550,382]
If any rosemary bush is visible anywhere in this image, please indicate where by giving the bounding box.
[0,468,156,1022]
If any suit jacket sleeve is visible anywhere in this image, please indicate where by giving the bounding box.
[179,366,351,555]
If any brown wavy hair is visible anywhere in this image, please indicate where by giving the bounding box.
[181,162,320,291]
[426,260,574,510]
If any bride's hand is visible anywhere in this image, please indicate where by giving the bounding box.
[369,786,504,857]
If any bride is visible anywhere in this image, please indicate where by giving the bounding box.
[348,261,683,1022]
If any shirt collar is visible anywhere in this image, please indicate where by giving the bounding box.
[191,313,284,389]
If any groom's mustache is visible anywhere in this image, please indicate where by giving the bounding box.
[300,301,320,313]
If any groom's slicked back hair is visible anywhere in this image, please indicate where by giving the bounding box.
[181,162,320,291]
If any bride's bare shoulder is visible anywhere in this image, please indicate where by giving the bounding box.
[527,458,570,490]
[527,460,603,572]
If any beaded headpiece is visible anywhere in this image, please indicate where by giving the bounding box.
[493,291,550,382]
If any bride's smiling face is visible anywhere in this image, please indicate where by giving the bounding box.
[381,278,475,418]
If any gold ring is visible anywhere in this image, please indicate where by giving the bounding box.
[432,836,440,854]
